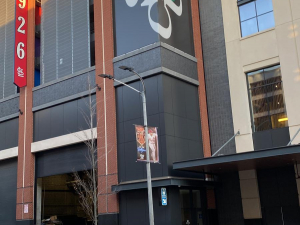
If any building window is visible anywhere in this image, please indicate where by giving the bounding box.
[247,65,288,132]
[238,0,275,37]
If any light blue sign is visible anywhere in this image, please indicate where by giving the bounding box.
[161,188,167,206]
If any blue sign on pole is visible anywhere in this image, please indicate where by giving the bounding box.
[161,188,167,206]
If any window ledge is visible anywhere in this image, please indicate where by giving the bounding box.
[240,27,275,41]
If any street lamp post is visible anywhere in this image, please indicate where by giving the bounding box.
[99,66,155,225]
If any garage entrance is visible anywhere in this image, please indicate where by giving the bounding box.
[37,173,92,225]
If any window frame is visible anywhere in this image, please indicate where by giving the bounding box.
[246,65,288,133]
[238,0,275,37]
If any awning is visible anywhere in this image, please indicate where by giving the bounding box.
[173,144,300,174]
[112,176,216,192]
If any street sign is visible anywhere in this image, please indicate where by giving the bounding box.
[14,0,28,87]
[161,188,167,206]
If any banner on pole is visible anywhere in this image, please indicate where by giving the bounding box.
[14,0,28,88]
[135,125,159,163]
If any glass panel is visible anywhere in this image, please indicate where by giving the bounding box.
[181,209,192,225]
[256,0,273,15]
[254,115,272,131]
[248,69,264,89]
[271,112,288,129]
[192,190,201,208]
[241,18,258,37]
[196,210,204,225]
[264,65,281,83]
[180,190,190,208]
[258,11,275,31]
[239,2,256,21]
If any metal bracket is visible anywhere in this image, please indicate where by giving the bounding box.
[95,84,101,91]
[212,131,240,157]
[19,109,23,115]
[287,128,300,146]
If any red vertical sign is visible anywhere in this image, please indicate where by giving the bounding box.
[14,0,28,88]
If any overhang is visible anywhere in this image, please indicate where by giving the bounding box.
[112,176,217,192]
[173,144,300,174]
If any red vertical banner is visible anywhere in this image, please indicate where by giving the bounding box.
[14,0,28,88]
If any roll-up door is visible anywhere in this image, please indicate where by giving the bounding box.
[36,143,92,178]
[0,158,17,225]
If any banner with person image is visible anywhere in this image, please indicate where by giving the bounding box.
[135,125,159,163]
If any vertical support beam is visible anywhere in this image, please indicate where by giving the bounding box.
[239,170,262,220]
[36,178,42,225]
[16,0,35,222]
[190,0,212,157]
[94,0,119,220]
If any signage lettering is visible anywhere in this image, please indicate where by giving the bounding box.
[14,0,28,87]
[125,0,183,39]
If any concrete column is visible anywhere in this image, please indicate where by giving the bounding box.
[239,170,262,219]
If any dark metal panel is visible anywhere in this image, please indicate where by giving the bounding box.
[0,122,6,150]
[116,87,124,123]
[144,76,159,116]
[0,158,17,225]
[253,130,273,151]
[77,96,90,131]
[271,127,290,148]
[172,79,187,118]
[33,112,39,142]
[37,108,51,141]
[161,76,173,115]
[98,213,119,225]
[123,118,142,143]
[174,116,189,140]
[124,141,145,181]
[117,143,126,183]
[5,118,19,149]
[63,100,78,134]
[16,221,34,225]
[0,96,20,119]
[215,172,245,225]
[122,82,142,122]
[50,104,64,138]
[35,143,92,177]
[282,206,300,225]
[262,207,282,225]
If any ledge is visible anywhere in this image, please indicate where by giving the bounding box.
[31,128,97,153]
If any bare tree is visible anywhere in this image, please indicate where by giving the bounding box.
[72,76,99,225]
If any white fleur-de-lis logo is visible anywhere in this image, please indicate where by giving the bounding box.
[125,0,183,39]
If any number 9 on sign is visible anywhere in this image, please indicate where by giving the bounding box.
[19,0,26,8]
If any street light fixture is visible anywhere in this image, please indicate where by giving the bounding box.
[99,67,155,225]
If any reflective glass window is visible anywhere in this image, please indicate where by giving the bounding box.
[239,0,275,37]
[241,18,259,37]
[258,12,275,31]
[247,65,288,132]
[256,0,273,15]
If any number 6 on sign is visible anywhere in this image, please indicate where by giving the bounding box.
[19,0,26,8]
[17,42,25,59]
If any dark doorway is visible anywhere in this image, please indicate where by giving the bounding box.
[180,189,205,225]
[37,174,92,225]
